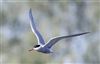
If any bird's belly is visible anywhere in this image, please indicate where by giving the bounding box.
[37,48,51,53]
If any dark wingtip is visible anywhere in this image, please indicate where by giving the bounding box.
[30,8,32,12]
[29,8,34,21]
[29,8,32,15]
[83,32,90,34]
[79,32,90,35]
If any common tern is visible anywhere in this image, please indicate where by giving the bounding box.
[29,9,89,54]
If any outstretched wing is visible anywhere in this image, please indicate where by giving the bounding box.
[44,32,90,48]
[29,9,45,45]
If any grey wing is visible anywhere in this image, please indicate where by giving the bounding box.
[44,32,90,48]
[29,9,45,45]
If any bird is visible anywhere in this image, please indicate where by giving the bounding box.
[28,9,90,54]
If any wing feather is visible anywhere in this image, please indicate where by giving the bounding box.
[44,32,90,48]
[29,9,45,45]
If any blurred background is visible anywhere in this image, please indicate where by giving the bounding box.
[0,0,100,64]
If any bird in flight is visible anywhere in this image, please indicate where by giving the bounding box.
[28,9,89,54]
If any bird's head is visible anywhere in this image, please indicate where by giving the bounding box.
[29,45,41,51]
[33,45,40,48]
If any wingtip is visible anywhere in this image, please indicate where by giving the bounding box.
[29,8,32,14]
[29,8,34,20]
[80,32,90,35]
[84,32,90,34]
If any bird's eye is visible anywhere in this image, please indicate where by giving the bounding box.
[34,45,40,48]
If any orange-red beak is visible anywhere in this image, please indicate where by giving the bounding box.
[28,48,33,51]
